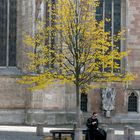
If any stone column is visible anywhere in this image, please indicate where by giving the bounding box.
[106,128,115,140]
[124,126,129,140]
[36,124,44,136]
[74,128,83,140]
[128,127,135,140]
[124,126,135,140]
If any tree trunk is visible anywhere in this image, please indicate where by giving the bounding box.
[74,0,82,139]
[74,82,83,140]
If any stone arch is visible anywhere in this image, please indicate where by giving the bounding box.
[128,91,139,112]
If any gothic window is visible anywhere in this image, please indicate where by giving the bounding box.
[96,0,121,72]
[81,93,88,112]
[0,0,17,67]
[128,93,138,112]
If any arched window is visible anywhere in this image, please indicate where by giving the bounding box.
[128,92,138,112]
[81,93,88,112]
[0,0,17,67]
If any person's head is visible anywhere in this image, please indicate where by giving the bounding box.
[92,112,98,119]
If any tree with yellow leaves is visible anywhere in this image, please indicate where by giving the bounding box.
[20,0,135,139]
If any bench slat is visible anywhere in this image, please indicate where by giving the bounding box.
[50,129,87,140]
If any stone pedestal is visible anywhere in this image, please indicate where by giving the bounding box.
[128,127,135,140]
[106,111,111,118]
[106,128,115,140]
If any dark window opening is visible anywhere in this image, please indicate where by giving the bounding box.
[128,93,137,112]
[0,0,17,67]
[96,0,121,73]
[81,93,88,112]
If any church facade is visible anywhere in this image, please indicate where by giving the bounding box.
[0,0,140,126]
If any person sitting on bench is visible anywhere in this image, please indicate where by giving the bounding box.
[86,112,106,140]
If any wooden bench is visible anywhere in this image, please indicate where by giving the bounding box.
[50,129,87,140]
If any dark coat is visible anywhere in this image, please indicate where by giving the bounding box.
[86,117,106,140]
[86,117,99,130]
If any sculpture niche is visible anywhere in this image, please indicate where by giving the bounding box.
[101,87,116,117]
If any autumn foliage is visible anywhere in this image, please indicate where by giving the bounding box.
[20,0,135,91]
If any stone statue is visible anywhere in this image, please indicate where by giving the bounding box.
[101,87,116,117]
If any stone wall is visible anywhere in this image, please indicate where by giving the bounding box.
[22,0,140,125]
[25,82,77,125]
[127,0,140,88]
[0,0,36,124]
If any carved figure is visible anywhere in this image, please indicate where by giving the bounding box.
[101,87,116,117]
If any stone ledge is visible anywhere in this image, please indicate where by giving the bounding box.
[121,119,140,124]
[25,110,77,126]
[0,109,25,124]
[0,67,23,76]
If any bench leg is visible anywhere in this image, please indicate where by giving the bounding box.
[58,133,61,140]
[52,133,55,140]
[71,134,74,140]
